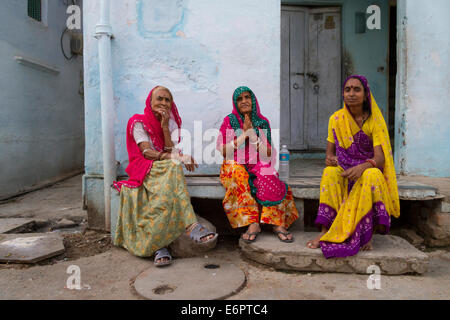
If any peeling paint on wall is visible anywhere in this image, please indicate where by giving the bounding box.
[137,0,188,39]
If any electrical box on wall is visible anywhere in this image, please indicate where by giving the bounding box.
[70,33,83,55]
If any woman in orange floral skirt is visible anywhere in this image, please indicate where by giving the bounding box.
[216,86,299,243]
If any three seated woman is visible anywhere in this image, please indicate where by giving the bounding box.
[113,75,399,265]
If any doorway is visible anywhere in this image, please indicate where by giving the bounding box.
[281,6,342,151]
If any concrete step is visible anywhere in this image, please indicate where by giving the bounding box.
[239,232,429,275]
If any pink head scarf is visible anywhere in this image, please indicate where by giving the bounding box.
[113,86,182,192]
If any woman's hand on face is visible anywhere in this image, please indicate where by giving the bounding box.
[160,109,170,128]
[179,154,198,172]
[155,107,170,128]
[341,164,366,181]
[326,155,338,167]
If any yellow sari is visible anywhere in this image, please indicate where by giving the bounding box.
[316,90,400,258]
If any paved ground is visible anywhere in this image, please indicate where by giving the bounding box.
[0,175,449,300]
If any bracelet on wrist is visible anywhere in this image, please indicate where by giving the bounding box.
[366,159,377,168]
[142,148,151,156]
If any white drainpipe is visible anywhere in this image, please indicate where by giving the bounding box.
[95,0,115,231]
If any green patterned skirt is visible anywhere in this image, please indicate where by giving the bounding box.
[114,160,198,257]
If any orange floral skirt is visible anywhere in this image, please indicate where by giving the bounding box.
[219,160,299,229]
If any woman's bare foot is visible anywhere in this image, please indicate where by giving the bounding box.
[242,223,261,242]
[361,240,373,251]
[306,232,326,249]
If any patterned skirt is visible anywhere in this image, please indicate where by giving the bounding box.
[219,160,299,229]
[316,166,393,258]
[114,160,197,257]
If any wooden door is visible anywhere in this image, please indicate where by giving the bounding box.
[281,6,341,151]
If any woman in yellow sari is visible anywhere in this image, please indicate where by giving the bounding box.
[306,75,400,258]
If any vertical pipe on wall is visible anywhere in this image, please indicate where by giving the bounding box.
[95,0,115,231]
[394,0,407,174]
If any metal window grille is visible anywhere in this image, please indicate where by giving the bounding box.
[28,0,42,22]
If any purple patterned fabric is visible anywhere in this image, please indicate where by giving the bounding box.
[334,130,374,171]
[333,129,378,193]
[318,201,391,259]
[315,203,337,229]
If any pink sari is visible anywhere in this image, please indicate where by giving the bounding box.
[113,86,182,192]
[217,86,287,206]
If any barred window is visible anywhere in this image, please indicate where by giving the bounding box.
[28,0,42,22]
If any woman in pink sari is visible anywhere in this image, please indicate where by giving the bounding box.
[217,86,299,243]
[113,86,217,267]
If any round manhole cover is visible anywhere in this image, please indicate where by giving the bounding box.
[133,257,246,300]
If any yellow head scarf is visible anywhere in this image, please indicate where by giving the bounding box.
[331,76,400,218]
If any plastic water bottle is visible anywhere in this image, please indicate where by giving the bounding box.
[279,145,290,183]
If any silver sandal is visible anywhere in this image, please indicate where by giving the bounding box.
[154,247,172,267]
[189,223,218,244]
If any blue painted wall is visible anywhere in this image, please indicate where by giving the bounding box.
[0,0,85,199]
[395,0,450,177]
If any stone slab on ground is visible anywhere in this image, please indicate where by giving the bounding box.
[0,233,65,264]
[169,216,218,258]
[132,257,246,300]
[50,219,78,230]
[0,218,35,234]
[240,232,429,275]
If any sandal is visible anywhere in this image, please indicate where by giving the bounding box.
[241,231,260,244]
[154,248,172,267]
[274,230,294,243]
[189,223,218,244]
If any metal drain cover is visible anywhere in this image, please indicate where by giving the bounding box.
[133,257,246,300]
